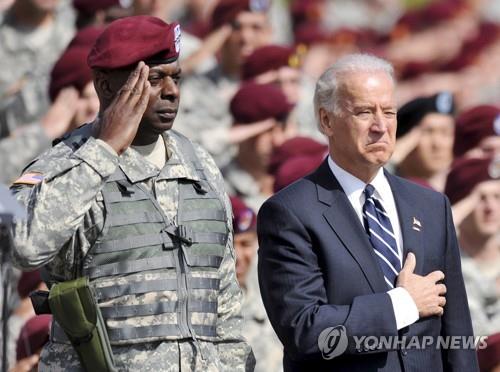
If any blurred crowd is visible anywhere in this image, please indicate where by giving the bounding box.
[0,0,499,371]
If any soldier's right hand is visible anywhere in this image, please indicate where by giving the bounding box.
[396,252,447,318]
[97,62,150,154]
[41,87,79,139]
[229,118,276,144]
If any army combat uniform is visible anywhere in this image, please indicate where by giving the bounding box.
[174,69,238,170]
[241,266,283,372]
[0,122,51,184]
[10,124,254,371]
[222,160,268,214]
[0,4,74,137]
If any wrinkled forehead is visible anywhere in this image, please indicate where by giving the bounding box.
[337,70,396,105]
[338,69,395,89]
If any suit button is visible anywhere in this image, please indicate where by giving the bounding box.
[401,350,408,356]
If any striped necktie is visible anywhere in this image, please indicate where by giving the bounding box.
[362,184,401,288]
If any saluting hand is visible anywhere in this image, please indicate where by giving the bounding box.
[41,87,79,140]
[96,61,151,154]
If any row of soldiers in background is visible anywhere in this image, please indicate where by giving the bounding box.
[0,0,499,371]
[2,0,500,174]
[1,0,499,162]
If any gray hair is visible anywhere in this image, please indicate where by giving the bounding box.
[313,53,395,133]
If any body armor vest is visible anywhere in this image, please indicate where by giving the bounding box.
[55,131,229,345]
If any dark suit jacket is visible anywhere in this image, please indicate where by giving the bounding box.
[257,159,479,372]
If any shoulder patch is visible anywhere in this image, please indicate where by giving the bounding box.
[12,172,44,185]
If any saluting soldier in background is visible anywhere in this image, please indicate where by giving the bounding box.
[0,0,75,136]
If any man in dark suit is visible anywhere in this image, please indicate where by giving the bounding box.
[257,54,479,372]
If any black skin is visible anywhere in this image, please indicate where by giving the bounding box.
[93,60,182,153]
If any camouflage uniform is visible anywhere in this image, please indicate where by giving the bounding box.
[241,264,283,372]
[174,67,239,169]
[10,124,254,371]
[292,77,328,144]
[222,160,268,214]
[0,4,74,138]
[0,122,51,184]
[461,255,500,337]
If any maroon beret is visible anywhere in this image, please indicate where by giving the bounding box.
[274,153,324,192]
[88,16,181,69]
[16,315,52,360]
[73,0,122,15]
[398,60,433,80]
[442,23,500,72]
[453,105,500,157]
[331,28,378,48]
[478,332,500,372]
[242,45,300,80]
[230,196,256,234]
[294,25,377,49]
[444,156,498,205]
[49,46,94,101]
[17,270,42,299]
[290,0,324,28]
[68,26,104,49]
[211,0,270,30]
[396,0,464,33]
[230,82,294,124]
[422,0,464,24]
[293,22,329,46]
[269,136,327,174]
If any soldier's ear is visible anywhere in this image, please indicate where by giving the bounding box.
[92,69,113,101]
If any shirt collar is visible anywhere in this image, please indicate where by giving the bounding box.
[118,132,200,183]
[370,166,392,204]
[328,155,365,199]
[327,155,391,203]
[156,132,200,182]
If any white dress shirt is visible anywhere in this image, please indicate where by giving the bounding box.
[328,156,419,330]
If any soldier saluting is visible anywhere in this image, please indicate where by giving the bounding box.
[10,15,254,371]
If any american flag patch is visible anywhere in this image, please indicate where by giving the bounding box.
[12,172,44,185]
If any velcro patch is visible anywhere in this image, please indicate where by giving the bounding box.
[12,172,44,185]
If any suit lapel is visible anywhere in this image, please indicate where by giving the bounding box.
[312,160,388,293]
[386,172,424,275]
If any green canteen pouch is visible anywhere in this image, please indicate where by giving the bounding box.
[48,277,117,372]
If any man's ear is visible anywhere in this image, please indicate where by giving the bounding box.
[92,70,113,101]
[319,107,335,136]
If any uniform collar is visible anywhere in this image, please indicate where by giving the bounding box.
[118,131,200,184]
[0,10,67,53]
[157,131,200,182]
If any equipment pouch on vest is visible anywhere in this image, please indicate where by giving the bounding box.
[48,277,117,372]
